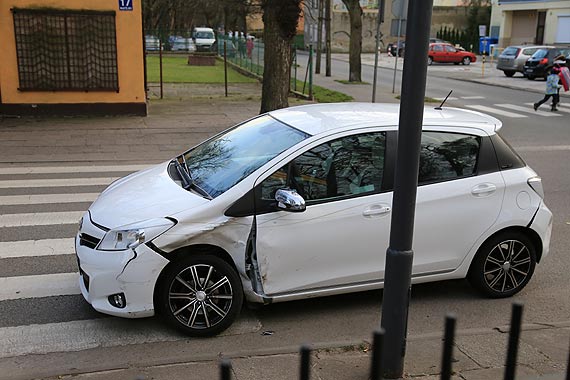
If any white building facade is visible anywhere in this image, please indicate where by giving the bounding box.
[490,0,570,47]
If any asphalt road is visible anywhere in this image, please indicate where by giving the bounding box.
[0,62,568,378]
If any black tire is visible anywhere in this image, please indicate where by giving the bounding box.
[428,56,433,66]
[468,231,536,298]
[504,70,515,77]
[462,57,471,65]
[527,75,535,80]
[156,254,243,337]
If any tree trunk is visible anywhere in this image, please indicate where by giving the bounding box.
[315,0,324,74]
[342,0,362,82]
[325,0,332,76]
[260,0,300,113]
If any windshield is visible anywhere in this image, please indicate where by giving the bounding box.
[182,115,309,198]
[195,31,214,39]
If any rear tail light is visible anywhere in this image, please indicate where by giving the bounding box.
[528,176,544,199]
[539,58,548,65]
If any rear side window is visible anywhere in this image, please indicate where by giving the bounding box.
[503,47,519,56]
[490,134,525,170]
[522,48,538,56]
[419,132,480,184]
[532,49,548,58]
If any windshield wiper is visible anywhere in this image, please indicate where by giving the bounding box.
[174,156,213,200]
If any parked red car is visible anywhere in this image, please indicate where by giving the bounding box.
[428,43,477,66]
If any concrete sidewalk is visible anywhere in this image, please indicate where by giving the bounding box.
[46,320,570,380]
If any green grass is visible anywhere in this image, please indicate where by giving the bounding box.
[313,84,354,103]
[146,55,257,83]
[291,80,353,103]
[335,80,370,85]
[395,95,440,103]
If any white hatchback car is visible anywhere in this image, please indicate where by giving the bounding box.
[76,103,552,336]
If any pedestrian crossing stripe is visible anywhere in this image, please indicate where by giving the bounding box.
[0,313,261,358]
[525,103,570,114]
[0,177,118,189]
[465,105,527,118]
[0,193,99,206]
[0,164,152,175]
[0,211,84,228]
[0,239,75,259]
[496,104,562,117]
[0,272,80,302]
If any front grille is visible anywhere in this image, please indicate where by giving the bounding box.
[79,233,101,249]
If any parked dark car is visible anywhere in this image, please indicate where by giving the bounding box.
[497,45,552,77]
[387,41,405,57]
[523,47,570,80]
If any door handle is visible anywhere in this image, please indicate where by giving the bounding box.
[363,205,391,217]
[471,183,497,197]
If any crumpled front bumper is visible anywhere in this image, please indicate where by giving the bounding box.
[76,214,170,318]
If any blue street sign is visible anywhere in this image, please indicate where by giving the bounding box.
[119,0,133,11]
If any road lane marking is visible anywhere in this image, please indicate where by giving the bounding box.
[434,97,458,101]
[461,96,485,100]
[496,103,562,117]
[0,239,75,259]
[0,314,262,358]
[465,105,527,118]
[0,273,79,301]
[0,177,117,189]
[0,211,84,228]
[0,193,99,206]
[0,164,151,175]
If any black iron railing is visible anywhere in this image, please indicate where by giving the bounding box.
[217,302,570,380]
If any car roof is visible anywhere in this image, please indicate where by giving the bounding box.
[505,45,553,49]
[269,103,502,136]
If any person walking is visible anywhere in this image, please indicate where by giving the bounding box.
[534,65,562,112]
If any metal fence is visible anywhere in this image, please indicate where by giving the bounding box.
[216,34,313,99]
[218,302,570,380]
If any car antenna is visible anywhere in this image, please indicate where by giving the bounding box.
[435,90,453,110]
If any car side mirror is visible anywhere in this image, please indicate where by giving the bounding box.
[275,188,306,212]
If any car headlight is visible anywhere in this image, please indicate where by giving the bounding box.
[97,218,175,251]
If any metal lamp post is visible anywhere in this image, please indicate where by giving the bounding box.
[380,0,434,378]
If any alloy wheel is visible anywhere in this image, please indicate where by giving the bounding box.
[483,239,532,294]
[168,263,234,330]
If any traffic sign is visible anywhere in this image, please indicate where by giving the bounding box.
[392,0,408,19]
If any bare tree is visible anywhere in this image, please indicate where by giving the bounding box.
[341,0,362,82]
[260,0,302,113]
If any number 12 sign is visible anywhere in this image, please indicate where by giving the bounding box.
[119,0,133,11]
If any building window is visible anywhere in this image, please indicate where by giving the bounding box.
[12,8,119,92]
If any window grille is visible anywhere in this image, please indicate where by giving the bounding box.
[12,8,119,92]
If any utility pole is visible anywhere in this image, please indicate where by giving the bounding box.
[316,0,324,74]
[325,0,332,77]
[372,0,385,102]
[380,0,434,378]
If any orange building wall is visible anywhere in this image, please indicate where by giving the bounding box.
[0,0,146,113]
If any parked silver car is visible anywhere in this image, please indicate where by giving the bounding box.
[497,45,553,77]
